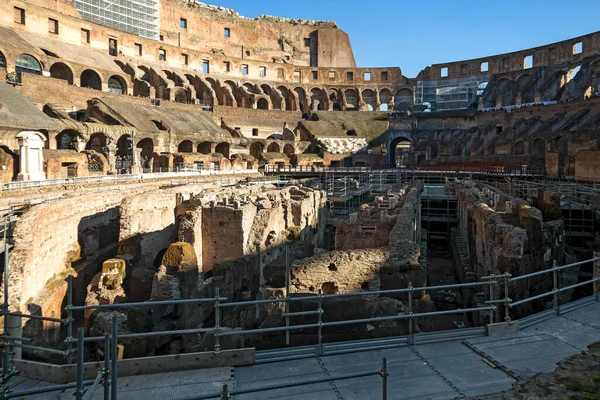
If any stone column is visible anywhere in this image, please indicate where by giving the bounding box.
[16,131,47,181]
[133,148,143,173]
[106,142,117,174]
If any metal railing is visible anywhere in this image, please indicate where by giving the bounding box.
[0,251,598,398]
[0,169,259,191]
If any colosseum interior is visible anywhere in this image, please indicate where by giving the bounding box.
[0,0,599,399]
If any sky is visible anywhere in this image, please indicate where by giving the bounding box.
[204,0,600,77]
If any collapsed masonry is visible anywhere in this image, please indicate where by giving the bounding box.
[451,180,579,322]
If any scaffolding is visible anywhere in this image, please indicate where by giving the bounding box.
[326,172,370,222]
[421,184,458,249]
[415,75,490,111]
[73,0,160,40]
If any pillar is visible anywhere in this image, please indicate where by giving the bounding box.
[16,131,46,181]
[106,141,117,174]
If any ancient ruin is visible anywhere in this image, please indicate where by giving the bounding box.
[0,1,598,399]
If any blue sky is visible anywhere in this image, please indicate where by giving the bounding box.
[206,0,600,77]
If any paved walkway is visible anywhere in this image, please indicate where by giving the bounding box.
[7,300,600,400]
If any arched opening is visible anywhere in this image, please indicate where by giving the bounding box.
[389,137,412,167]
[310,88,324,110]
[362,89,377,111]
[0,52,6,68]
[108,75,126,94]
[81,70,102,90]
[567,66,581,83]
[283,144,294,157]
[215,142,229,158]
[328,89,341,111]
[256,98,269,110]
[56,130,82,150]
[136,138,154,160]
[512,141,525,156]
[553,136,569,176]
[197,142,212,154]
[530,138,546,164]
[116,134,131,157]
[174,87,189,103]
[294,87,307,113]
[86,133,107,153]
[250,142,264,159]
[379,89,392,109]
[16,54,42,75]
[49,63,73,84]
[178,140,193,153]
[278,86,295,111]
[344,89,358,110]
[379,104,389,111]
[429,143,438,159]
[267,142,280,153]
[452,142,463,157]
[151,119,168,131]
[394,88,414,109]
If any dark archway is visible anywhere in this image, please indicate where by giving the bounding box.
[283,144,294,157]
[0,52,6,68]
[452,142,463,157]
[429,143,438,160]
[81,70,102,90]
[56,129,82,149]
[250,142,264,159]
[137,138,154,159]
[512,141,525,155]
[215,142,230,158]
[49,63,73,84]
[108,75,126,94]
[197,142,211,154]
[530,138,546,164]
[178,140,193,153]
[16,54,42,75]
[267,142,280,153]
[389,136,412,167]
[256,98,269,110]
[86,133,107,153]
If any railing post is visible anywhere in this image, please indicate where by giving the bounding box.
[66,275,74,364]
[220,384,230,400]
[317,289,323,356]
[103,334,110,400]
[408,282,414,345]
[489,276,495,325]
[111,315,118,400]
[285,244,290,346]
[214,288,221,355]
[553,260,560,315]
[594,256,599,302]
[75,328,85,400]
[379,357,388,400]
[503,275,512,323]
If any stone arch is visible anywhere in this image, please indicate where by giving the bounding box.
[16,54,42,75]
[108,75,127,94]
[137,138,154,159]
[215,142,230,158]
[552,136,569,176]
[541,70,567,101]
[530,138,546,164]
[452,142,464,157]
[178,140,193,153]
[86,132,107,153]
[56,129,83,150]
[429,143,438,159]
[116,134,130,156]
[512,141,525,155]
[344,88,358,110]
[294,87,307,113]
[250,142,264,159]
[379,88,393,110]
[197,141,211,154]
[81,69,102,90]
[49,62,73,84]
[362,89,377,111]
[283,144,294,157]
[517,73,534,104]
[394,88,414,109]
[267,142,280,153]
[390,136,412,167]
[327,88,341,111]
[310,88,325,110]
[256,98,269,110]
[173,87,190,103]
[261,84,283,110]
[278,86,295,111]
